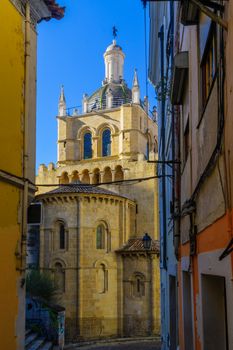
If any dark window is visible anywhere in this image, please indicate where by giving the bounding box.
[59,223,65,249]
[201,25,217,109]
[27,203,41,224]
[84,132,92,159]
[96,224,105,249]
[184,118,190,164]
[146,141,149,160]
[137,278,140,293]
[102,129,111,157]
[132,274,145,297]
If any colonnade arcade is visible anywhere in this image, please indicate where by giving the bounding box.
[59,165,124,185]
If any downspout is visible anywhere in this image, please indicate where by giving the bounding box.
[158,25,167,269]
[21,0,31,271]
[170,1,181,259]
[76,197,80,337]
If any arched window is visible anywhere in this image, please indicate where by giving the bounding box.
[102,129,111,157]
[146,134,152,160]
[97,263,108,293]
[132,273,145,297]
[59,223,65,250]
[146,141,149,160]
[96,224,105,249]
[54,262,65,293]
[92,169,100,184]
[60,172,69,184]
[81,169,90,184]
[71,170,79,182]
[115,165,124,181]
[84,132,92,159]
[103,167,112,183]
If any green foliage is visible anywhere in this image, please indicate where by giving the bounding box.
[26,269,57,303]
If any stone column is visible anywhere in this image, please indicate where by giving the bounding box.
[89,173,94,185]
[111,169,116,182]
[100,171,104,183]
[92,136,98,158]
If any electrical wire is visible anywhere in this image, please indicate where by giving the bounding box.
[35,174,171,188]
[0,169,172,189]
[143,1,149,101]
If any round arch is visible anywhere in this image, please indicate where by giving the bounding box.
[59,171,69,184]
[96,123,118,137]
[103,166,112,183]
[77,125,96,140]
[81,169,90,184]
[71,170,79,182]
[92,168,100,184]
[115,165,124,181]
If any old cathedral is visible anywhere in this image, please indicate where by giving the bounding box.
[35,39,160,341]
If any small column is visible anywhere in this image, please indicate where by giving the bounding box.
[82,93,88,113]
[89,173,94,185]
[111,169,116,182]
[106,88,113,109]
[100,171,105,183]
[92,136,98,158]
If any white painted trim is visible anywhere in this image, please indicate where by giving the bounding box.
[198,250,233,349]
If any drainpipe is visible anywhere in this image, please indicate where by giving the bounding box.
[170,1,180,259]
[21,0,31,271]
[158,25,167,269]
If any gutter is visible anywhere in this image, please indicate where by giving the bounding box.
[21,0,31,271]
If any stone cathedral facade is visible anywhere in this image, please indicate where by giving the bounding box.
[36,40,160,341]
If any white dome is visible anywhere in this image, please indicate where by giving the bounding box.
[106,40,122,52]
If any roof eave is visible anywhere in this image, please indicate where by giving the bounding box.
[30,0,65,22]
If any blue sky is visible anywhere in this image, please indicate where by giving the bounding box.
[36,0,155,170]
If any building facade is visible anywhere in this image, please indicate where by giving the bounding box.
[0,1,64,349]
[36,40,160,341]
[35,183,160,341]
[148,2,178,349]
[149,0,233,349]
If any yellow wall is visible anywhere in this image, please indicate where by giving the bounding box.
[0,0,24,174]
[0,1,25,349]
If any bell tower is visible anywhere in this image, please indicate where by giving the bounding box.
[103,40,125,84]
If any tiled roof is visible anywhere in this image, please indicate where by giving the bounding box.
[116,238,160,254]
[43,0,65,20]
[38,182,127,199]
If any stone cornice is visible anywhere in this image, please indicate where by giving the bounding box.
[39,192,135,205]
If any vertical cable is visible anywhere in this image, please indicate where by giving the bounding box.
[143,2,149,103]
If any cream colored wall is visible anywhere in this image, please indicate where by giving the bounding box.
[37,158,158,240]
[179,15,225,238]
[37,101,159,341]
[122,255,160,336]
[225,0,233,206]
[57,104,157,163]
[37,104,158,240]
[39,193,136,340]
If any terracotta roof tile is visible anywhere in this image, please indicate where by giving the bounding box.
[43,0,65,20]
[116,238,160,254]
[37,182,128,199]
